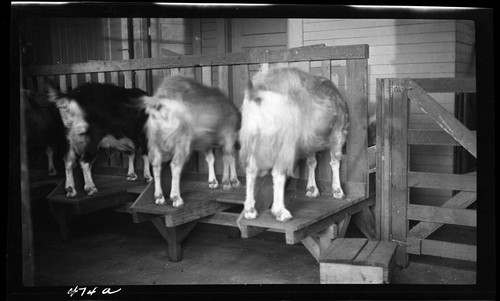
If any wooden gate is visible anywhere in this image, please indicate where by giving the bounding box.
[376,77,477,267]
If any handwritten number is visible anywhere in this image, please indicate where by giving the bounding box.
[67,286,121,297]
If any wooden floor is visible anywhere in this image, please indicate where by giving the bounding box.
[22,169,478,294]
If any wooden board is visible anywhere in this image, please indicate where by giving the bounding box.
[320,238,368,263]
[320,262,384,284]
[24,44,369,76]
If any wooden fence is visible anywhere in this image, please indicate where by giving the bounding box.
[376,77,477,267]
[22,44,372,200]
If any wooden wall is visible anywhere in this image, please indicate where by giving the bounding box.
[20,17,112,66]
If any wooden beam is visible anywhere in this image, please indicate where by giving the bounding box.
[390,78,409,267]
[407,239,476,262]
[345,58,369,198]
[407,204,476,227]
[408,171,476,191]
[301,236,320,262]
[408,191,476,239]
[407,80,476,158]
[352,207,377,240]
[411,77,475,93]
[198,211,238,227]
[24,44,370,76]
[408,129,476,146]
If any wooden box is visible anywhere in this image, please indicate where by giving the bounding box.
[319,238,397,284]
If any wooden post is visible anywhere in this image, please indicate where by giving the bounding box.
[376,78,392,241]
[390,79,409,267]
[151,217,197,262]
[345,59,369,197]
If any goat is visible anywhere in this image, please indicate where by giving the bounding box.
[47,82,151,197]
[143,75,241,208]
[239,67,349,222]
[24,89,67,176]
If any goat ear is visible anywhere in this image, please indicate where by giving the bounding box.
[45,82,61,104]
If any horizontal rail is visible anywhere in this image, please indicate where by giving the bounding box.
[23,44,369,77]
[411,77,476,93]
[408,171,476,191]
[407,204,476,227]
[408,129,477,146]
[406,238,476,262]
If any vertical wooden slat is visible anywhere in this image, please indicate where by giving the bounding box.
[376,78,393,241]
[110,71,119,86]
[201,66,212,86]
[85,73,91,83]
[293,62,311,181]
[390,78,409,267]
[198,66,213,175]
[318,60,332,183]
[59,74,67,93]
[345,59,369,197]
[191,18,202,85]
[218,65,229,95]
[136,69,147,91]
[123,71,133,88]
[97,72,105,83]
[170,68,180,76]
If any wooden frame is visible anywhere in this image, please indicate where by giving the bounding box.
[376,77,477,266]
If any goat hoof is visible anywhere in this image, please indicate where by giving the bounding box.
[171,196,184,208]
[272,208,293,222]
[333,189,345,200]
[231,179,241,188]
[222,181,232,190]
[48,169,57,176]
[85,186,98,196]
[127,173,138,181]
[306,186,319,198]
[155,194,165,205]
[208,180,219,189]
[66,186,77,198]
[244,208,258,219]
[144,175,153,183]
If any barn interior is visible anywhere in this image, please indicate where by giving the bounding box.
[11,4,491,297]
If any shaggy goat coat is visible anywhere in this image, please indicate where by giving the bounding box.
[143,76,241,207]
[239,67,349,222]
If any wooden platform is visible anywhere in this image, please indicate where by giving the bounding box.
[129,179,243,227]
[239,193,373,245]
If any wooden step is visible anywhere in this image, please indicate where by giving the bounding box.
[319,238,398,284]
[239,192,374,244]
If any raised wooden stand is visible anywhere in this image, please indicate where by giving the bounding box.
[319,238,397,284]
[46,171,148,240]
